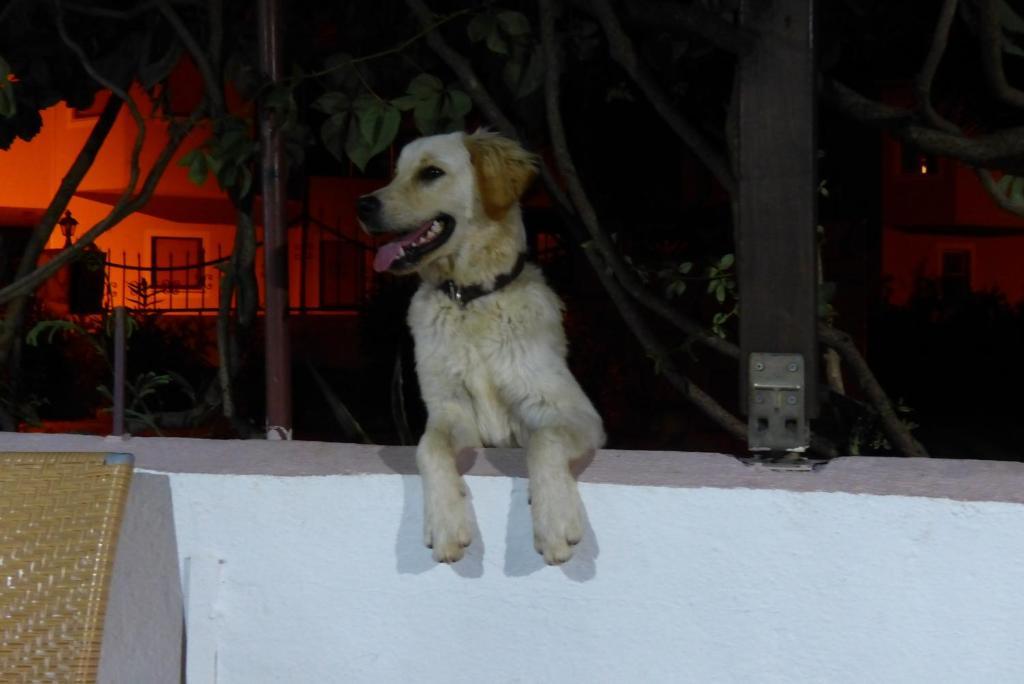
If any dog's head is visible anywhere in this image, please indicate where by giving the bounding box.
[357,131,538,275]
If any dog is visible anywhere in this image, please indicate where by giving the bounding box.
[357,130,605,565]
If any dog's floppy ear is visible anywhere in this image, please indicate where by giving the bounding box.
[465,130,539,221]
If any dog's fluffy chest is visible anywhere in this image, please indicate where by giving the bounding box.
[408,275,566,446]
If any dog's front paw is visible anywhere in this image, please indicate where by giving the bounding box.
[530,474,584,565]
[423,483,472,563]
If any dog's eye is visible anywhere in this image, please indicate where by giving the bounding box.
[418,166,445,182]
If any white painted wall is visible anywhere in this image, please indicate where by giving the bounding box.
[5,433,1022,683]
[165,471,1024,684]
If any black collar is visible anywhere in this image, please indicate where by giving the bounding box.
[439,253,527,308]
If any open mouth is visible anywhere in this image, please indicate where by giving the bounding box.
[373,214,455,273]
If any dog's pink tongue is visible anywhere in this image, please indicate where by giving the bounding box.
[372,219,435,272]
[373,242,404,273]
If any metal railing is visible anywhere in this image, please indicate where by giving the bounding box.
[100,220,376,314]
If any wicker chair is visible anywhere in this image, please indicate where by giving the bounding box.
[0,452,134,683]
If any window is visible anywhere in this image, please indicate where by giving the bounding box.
[152,237,204,290]
[901,144,937,176]
[940,249,971,298]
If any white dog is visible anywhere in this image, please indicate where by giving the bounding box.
[357,131,605,565]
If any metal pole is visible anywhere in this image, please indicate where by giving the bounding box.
[112,306,126,437]
[258,0,293,439]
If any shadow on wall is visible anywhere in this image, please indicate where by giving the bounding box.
[378,446,599,582]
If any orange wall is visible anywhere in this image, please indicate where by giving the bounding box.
[880,133,956,227]
[0,87,226,242]
[883,229,1024,305]
[881,128,1024,305]
[2,81,385,315]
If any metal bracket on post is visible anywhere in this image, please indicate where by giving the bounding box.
[748,353,809,452]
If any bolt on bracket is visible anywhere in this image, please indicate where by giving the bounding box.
[748,352,809,452]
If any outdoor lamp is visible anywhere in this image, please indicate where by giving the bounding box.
[58,210,78,248]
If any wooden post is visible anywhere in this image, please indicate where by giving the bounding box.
[737,0,818,450]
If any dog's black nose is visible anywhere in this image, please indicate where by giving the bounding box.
[357,195,380,219]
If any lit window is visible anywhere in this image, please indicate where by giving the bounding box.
[152,237,204,290]
[901,144,937,176]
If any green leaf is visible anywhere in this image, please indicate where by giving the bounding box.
[414,95,443,135]
[217,127,250,158]
[321,111,349,162]
[467,13,495,43]
[178,147,200,169]
[203,151,222,176]
[0,85,14,119]
[407,73,443,99]
[345,122,374,172]
[353,96,400,149]
[187,149,209,185]
[346,97,399,171]
[312,91,350,115]
[165,370,197,403]
[497,11,531,36]
[0,57,14,119]
[666,281,687,298]
[219,162,239,190]
[264,85,297,128]
[486,29,509,55]
[716,284,726,303]
[237,167,253,199]
[1011,177,1024,204]
[390,94,419,111]
[373,106,401,151]
[719,253,735,269]
[26,320,87,347]
[504,47,545,99]
[446,89,472,118]
[679,261,693,274]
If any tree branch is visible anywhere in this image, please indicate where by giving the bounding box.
[978,0,1024,110]
[825,79,1024,171]
[55,0,147,200]
[0,114,199,306]
[63,0,163,20]
[0,92,123,367]
[584,245,748,443]
[818,325,929,458]
[622,0,753,55]
[541,0,742,361]
[914,0,960,133]
[832,76,1024,218]
[582,0,737,195]
[540,0,748,440]
[156,0,224,115]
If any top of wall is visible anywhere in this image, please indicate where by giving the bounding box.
[2,431,1023,505]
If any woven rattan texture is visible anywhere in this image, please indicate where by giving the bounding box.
[0,453,132,683]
